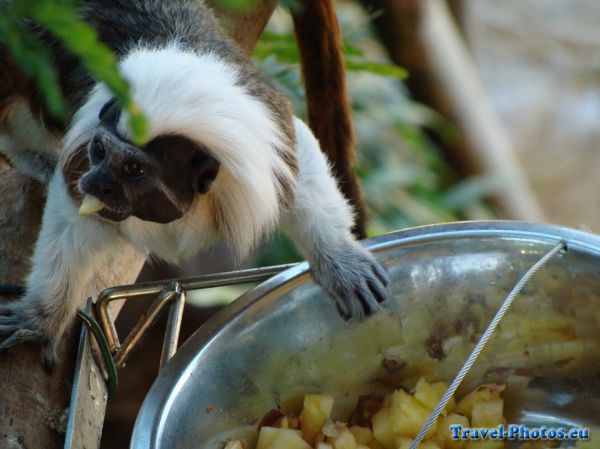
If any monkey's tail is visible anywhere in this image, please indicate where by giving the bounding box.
[292,0,368,239]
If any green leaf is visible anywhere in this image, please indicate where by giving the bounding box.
[0,11,67,119]
[253,30,300,63]
[442,175,510,210]
[345,60,408,79]
[278,0,302,14]
[11,0,148,144]
[212,0,258,13]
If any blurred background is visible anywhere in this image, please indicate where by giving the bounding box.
[469,0,600,231]
[98,1,600,447]
[2,0,600,446]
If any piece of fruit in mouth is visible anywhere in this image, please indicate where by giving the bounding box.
[78,194,106,216]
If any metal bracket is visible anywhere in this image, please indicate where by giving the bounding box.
[94,263,295,371]
[65,263,296,449]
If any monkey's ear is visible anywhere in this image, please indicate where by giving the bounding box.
[192,153,220,194]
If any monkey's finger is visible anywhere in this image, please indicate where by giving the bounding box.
[334,296,351,321]
[371,261,390,288]
[367,277,388,305]
[343,290,367,320]
[0,315,18,325]
[0,304,14,316]
[355,282,380,315]
[0,328,42,351]
[0,324,20,334]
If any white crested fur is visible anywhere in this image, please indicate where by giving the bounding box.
[0,100,60,183]
[118,47,294,260]
[62,46,295,262]
[282,118,355,256]
[61,85,113,164]
[21,170,125,339]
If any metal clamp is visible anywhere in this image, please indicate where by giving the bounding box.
[93,263,296,372]
[65,263,296,449]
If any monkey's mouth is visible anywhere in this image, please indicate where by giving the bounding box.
[78,194,131,222]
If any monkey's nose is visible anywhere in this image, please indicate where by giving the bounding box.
[80,170,122,203]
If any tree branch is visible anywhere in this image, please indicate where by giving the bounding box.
[0,2,277,448]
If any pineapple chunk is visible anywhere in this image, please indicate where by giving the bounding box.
[518,444,558,449]
[432,413,469,449]
[415,442,441,449]
[395,438,441,449]
[300,394,335,444]
[224,441,244,449]
[455,384,504,417]
[78,194,106,216]
[327,428,357,449]
[349,426,373,445]
[370,439,387,449]
[372,407,395,449]
[389,389,437,438]
[394,436,412,449]
[465,441,503,449]
[316,444,334,449]
[414,378,452,412]
[429,381,455,413]
[256,427,311,449]
[470,398,503,428]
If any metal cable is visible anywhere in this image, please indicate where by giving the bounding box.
[409,240,567,449]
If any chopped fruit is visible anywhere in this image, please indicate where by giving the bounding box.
[300,395,335,444]
[256,427,311,449]
[78,194,105,216]
[227,379,507,449]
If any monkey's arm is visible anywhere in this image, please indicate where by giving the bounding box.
[281,118,389,318]
[0,101,60,184]
[0,171,125,369]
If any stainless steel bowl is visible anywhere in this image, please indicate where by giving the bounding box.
[131,222,600,449]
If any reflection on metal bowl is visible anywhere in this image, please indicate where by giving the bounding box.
[131,222,600,449]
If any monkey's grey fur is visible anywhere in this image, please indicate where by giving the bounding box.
[0,0,388,369]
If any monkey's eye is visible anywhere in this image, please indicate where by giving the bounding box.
[91,137,106,160]
[123,162,145,178]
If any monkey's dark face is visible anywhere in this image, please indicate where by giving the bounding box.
[78,100,220,223]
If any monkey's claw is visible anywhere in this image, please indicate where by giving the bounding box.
[0,300,57,372]
[311,241,390,320]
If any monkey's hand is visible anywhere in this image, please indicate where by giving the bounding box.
[0,296,60,371]
[310,238,389,319]
[284,117,390,320]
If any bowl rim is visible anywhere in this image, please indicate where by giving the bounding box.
[130,220,600,449]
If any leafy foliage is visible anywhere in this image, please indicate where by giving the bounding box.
[255,5,495,264]
[212,0,258,13]
[0,12,66,117]
[0,0,147,143]
[0,0,495,267]
[213,0,302,14]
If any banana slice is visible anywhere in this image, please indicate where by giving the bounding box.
[78,194,106,216]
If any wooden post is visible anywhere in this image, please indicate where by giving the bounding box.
[0,2,277,448]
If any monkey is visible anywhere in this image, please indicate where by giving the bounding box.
[0,0,389,369]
